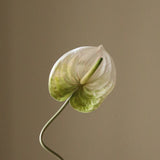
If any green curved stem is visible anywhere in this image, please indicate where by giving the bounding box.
[39,97,71,160]
[40,57,103,159]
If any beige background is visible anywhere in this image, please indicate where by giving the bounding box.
[1,0,160,160]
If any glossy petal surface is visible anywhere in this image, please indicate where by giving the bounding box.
[49,45,116,112]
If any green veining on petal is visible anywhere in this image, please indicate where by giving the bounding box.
[49,62,78,101]
[48,46,116,112]
[70,86,104,113]
[49,77,76,101]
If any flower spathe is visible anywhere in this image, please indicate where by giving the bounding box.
[49,45,116,113]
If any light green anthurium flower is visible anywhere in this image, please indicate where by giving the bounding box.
[48,45,116,113]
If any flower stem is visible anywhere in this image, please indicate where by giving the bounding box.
[80,57,103,85]
[39,97,71,160]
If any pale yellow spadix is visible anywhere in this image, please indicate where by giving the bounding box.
[80,57,103,85]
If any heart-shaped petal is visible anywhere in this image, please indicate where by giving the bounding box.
[49,45,116,113]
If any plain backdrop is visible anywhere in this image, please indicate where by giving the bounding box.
[1,0,160,160]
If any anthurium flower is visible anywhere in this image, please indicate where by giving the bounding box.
[49,45,116,113]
